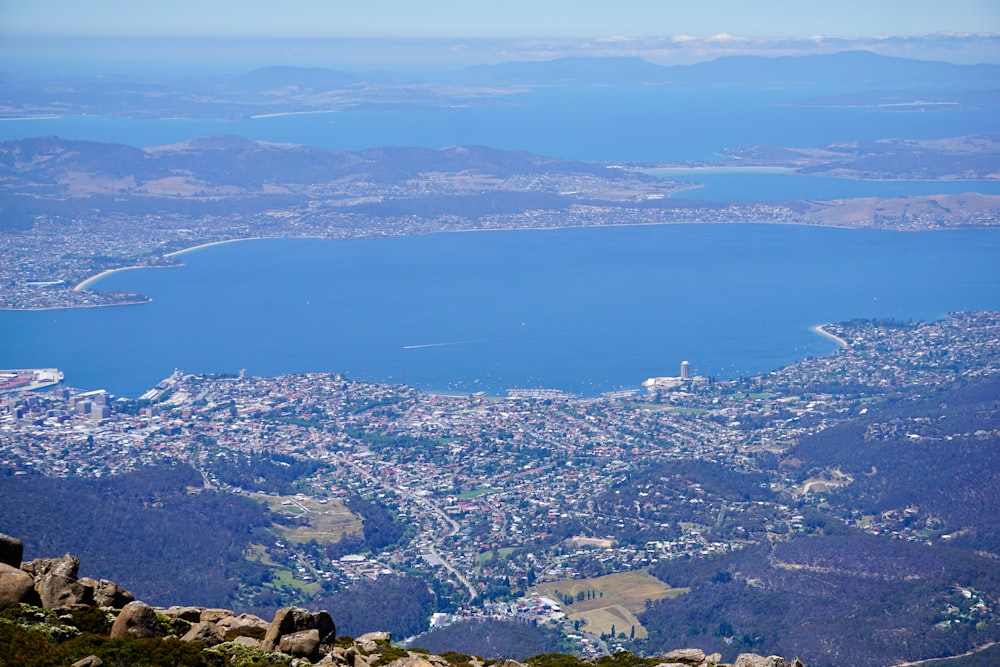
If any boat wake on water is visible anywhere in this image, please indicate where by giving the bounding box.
[402,340,480,350]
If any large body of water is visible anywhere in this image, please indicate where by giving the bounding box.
[3,225,998,397]
[5,86,998,202]
[3,85,999,162]
[3,83,999,396]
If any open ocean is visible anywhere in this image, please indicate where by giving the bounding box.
[2,84,999,396]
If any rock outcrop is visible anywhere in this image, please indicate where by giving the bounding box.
[23,553,91,609]
[109,600,167,639]
[5,548,136,611]
[0,532,24,567]
[160,605,205,622]
[733,656,804,667]
[0,561,40,605]
[661,648,707,663]
[0,537,806,667]
[71,657,104,667]
[169,607,271,646]
[181,620,227,646]
[262,605,336,658]
[80,577,135,609]
[279,628,322,659]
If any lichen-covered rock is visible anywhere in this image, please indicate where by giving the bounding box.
[21,554,78,579]
[71,657,103,667]
[279,628,321,659]
[217,612,271,640]
[414,653,448,667]
[356,637,380,653]
[262,606,335,651]
[233,635,262,648]
[705,654,723,665]
[109,600,166,639]
[357,631,392,643]
[0,533,24,568]
[662,648,705,664]
[734,655,793,667]
[159,605,204,621]
[39,573,89,609]
[386,657,436,667]
[314,654,339,667]
[81,578,134,609]
[0,561,40,605]
[333,645,371,667]
[23,554,91,609]
[201,607,236,622]
[181,620,225,646]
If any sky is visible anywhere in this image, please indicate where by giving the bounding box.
[2,0,999,38]
[1,0,999,70]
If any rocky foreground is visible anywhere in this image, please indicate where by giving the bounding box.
[0,534,804,667]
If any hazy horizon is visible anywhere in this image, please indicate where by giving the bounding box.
[2,0,999,74]
[1,33,999,78]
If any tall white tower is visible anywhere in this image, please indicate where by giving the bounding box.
[680,360,691,380]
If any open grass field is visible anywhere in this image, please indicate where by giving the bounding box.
[577,604,643,639]
[475,546,518,564]
[532,569,688,639]
[253,494,363,544]
[457,488,493,499]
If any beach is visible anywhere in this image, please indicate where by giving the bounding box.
[73,265,155,291]
[811,324,849,348]
[164,237,265,258]
[73,238,266,291]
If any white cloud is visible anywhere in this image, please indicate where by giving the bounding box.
[595,35,638,44]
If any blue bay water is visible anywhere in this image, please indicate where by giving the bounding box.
[3,85,999,396]
[2,86,998,162]
[2,225,998,397]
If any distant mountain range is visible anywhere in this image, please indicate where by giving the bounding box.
[452,51,1000,86]
[2,51,998,119]
[0,135,609,201]
[0,135,644,233]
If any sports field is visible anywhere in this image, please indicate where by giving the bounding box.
[532,569,689,638]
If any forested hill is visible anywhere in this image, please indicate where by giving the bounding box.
[787,373,1000,553]
[0,464,272,609]
[638,374,1000,667]
[0,136,612,205]
[0,532,807,667]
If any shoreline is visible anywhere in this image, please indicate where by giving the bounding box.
[164,237,267,259]
[0,296,152,313]
[811,324,849,348]
[73,263,186,291]
[74,265,151,291]
[643,166,793,175]
[73,237,269,291]
[643,164,1000,183]
[30,219,998,310]
[0,115,63,121]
